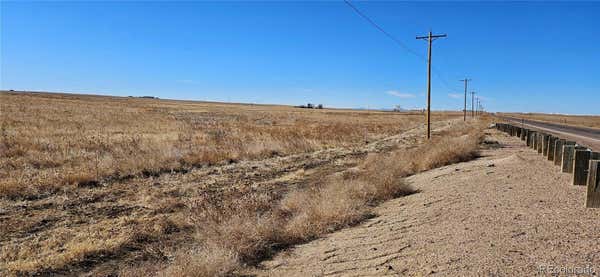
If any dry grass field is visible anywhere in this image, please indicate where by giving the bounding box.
[500,112,600,129]
[0,91,456,199]
[0,91,489,276]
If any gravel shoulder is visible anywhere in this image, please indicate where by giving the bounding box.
[252,129,600,276]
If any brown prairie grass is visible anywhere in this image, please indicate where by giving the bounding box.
[0,91,473,276]
[162,123,485,276]
[0,91,458,199]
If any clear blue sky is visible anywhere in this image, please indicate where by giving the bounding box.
[1,1,598,114]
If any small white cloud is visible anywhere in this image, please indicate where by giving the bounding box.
[448,93,462,99]
[386,90,415,98]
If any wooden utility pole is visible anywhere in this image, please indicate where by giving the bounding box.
[417,31,447,139]
[459,78,471,121]
[470,91,476,118]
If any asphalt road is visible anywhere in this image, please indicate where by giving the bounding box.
[499,116,600,151]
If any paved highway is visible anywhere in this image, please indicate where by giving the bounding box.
[499,116,600,151]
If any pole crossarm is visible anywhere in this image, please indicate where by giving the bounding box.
[416,34,447,40]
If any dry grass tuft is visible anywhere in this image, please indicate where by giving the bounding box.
[280,183,368,241]
[416,135,481,171]
[161,244,239,277]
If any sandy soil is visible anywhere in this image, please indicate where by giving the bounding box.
[252,129,600,276]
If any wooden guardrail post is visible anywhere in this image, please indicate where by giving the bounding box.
[516,127,521,138]
[553,139,566,166]
[562,145,576,173]
[547,136,557,161]
[527,131,535,147]
[591,152,600,162]
[521,129,527,141]
[542,134,551,156]
[538,133,546,154]
[519,128,523,139]
[587,159,600,208]
[573,149,592,186]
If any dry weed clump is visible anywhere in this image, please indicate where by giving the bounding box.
[1,212,186,276]
[416,135,481,171]
[161,244,238,277]
[163,125,483,276]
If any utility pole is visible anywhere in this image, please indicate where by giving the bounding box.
[417,31,447,139]
[459,78,471,121]
[470,91,476,118]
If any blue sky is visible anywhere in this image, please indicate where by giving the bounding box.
[1,1,598,114]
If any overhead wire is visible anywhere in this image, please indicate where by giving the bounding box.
[343,0,463,93]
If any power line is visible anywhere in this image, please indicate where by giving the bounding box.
[343,0,424,59]
[343,0,463,111]
[344,1,461,92]
[432,67,462,92]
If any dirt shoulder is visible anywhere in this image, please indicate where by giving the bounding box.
[252,129,600,276]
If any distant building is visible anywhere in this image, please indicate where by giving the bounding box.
[296,103,324,109]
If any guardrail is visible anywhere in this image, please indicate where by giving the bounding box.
[495,123,600,208]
